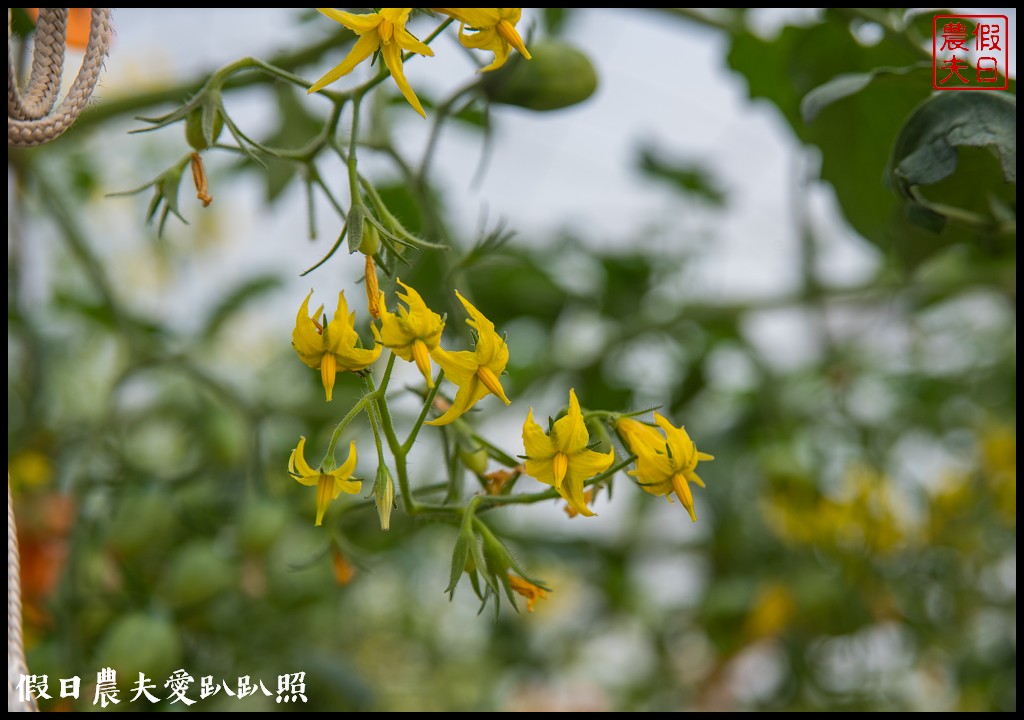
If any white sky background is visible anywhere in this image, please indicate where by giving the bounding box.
[38,8,1010,342]
[83,9,852,326]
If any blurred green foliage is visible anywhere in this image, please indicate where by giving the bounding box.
[8,7,1015,712]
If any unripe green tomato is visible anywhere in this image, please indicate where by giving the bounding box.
[359,220,380,255]
[161,541,234,609]
[185,106,224,151]
[107,493,177,559]
[482,40,598,112]
[97,612,182,682]
[237,499,290,554]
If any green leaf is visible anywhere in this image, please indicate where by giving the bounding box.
[727,12,1013,269]
[637,146,726,206]
[801,63,931,123]
[888,92,1016,193]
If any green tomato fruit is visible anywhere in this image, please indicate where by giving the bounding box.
[482,40,598,112]
[97,612,182,682]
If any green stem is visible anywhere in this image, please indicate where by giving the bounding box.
[365,354,418,513]
[363,394,389,476]
[346,93,363,203]
[325,392,377,459]
[417,78,481,182]
[402,369,445,454]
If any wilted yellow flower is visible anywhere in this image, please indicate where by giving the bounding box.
[508,574,548,612]
[331,547,357,585]
[436,8,531,71]
[292,290,381,402]
[522,388,613,517]
[627,413,713,522]
[289,437,361,526]
[379,279,445,387]
[427,291,510,426]
[309,8,435,117]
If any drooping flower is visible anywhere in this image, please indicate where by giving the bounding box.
[288,437,361,526]
[427,291,510,426]
[435,8,531,71]
[292,290,381,402]
[308,8,435,118]
[508,574,549,612]
[624,413,714,522]
[522,388,613,517]
[379,279,445,387]
[615,416,665,454]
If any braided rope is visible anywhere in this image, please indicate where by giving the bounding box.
[8,8,112,147]
[7,478,36,712]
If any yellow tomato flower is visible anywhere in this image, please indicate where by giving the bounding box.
[309,8,435,118]
[292,290,382,402]
[379,279,445,388]
[436,8,531,71]
[615,416,665,455]
[289,437,361,526]
[508,574,549,612]
[427,291,510,426]
[627,413,714,522]
[522,388,613,517]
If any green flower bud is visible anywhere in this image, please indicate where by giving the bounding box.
[373,464,395,531]
[185,105,224,151]
[359,219,380,256]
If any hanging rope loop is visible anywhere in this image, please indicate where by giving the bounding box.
[8,8,112,147]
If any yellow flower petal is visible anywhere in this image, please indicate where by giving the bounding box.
[289,436,319,484]
[567,448,614,485]
[293,291,326,367]
[381,40,425,118]
[427,291,510,424]
[521,390,609,517]
[317,8,384,34]
[551,388,588,455]
[309,32,381,94]
[430,346,479,387]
